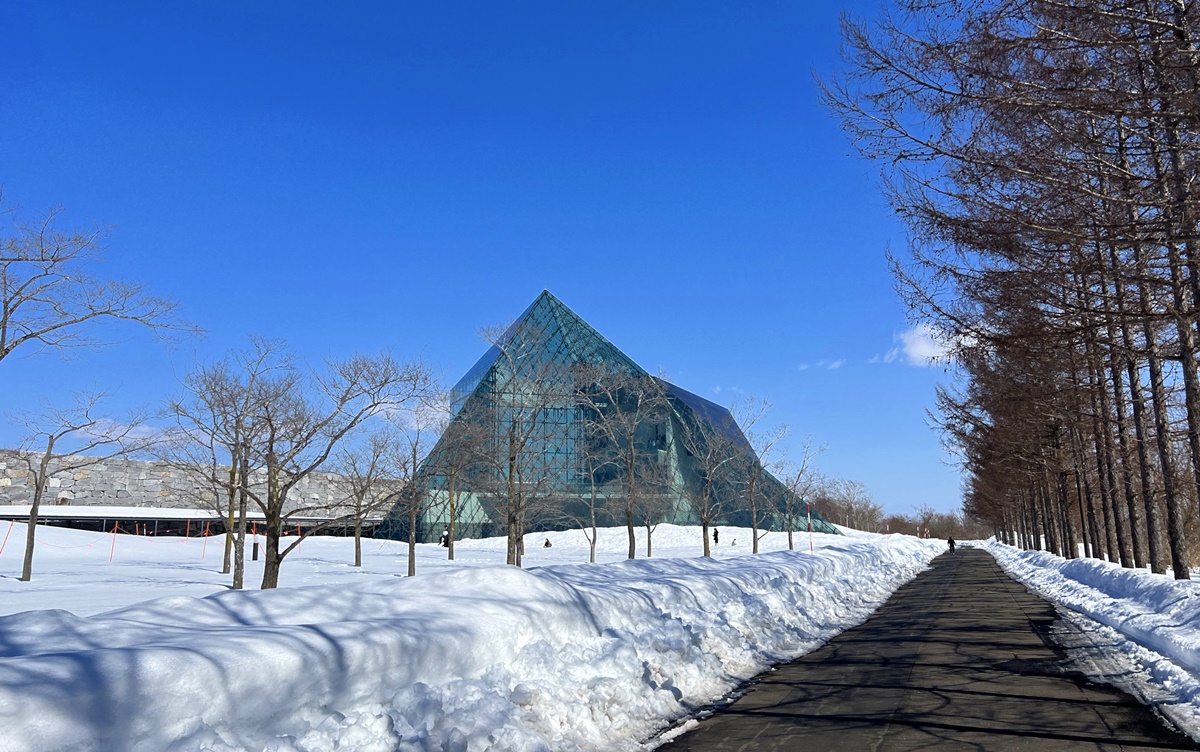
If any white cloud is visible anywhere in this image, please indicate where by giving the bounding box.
[889,324,950,367]
[799,360,845,371]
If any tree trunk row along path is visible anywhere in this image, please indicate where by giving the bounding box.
[673,548,1197,751]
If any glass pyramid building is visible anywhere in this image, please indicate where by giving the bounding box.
[381,290,838,541]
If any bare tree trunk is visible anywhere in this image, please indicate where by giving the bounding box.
[1073,466,1091,558]
[506,451,520,567]
[1091,350,1133,566]
[1057,470,1077,558]
[1125,349,1167,573]
[261,505,283,590]
[353,512,363,568]
[590,503,598,564]
[222,464,235,575]
[233,451,248,590]
[625,505,636,561]
[407,495,418,577]
[259,453,287,590]
[749,473,760,554]
[1107,346,1147,567]
[626,448,637,560]
[19,456,51,582]
[447,472,457,561]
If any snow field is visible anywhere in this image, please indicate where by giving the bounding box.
[981,540,1200,738]
[0,525,942,752]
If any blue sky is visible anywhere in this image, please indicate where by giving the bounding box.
[0,1,962,514]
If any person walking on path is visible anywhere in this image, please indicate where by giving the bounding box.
[713,528,719,546]
[948,536,956,553]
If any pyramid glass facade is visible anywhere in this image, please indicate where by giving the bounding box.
[381,291,839,541]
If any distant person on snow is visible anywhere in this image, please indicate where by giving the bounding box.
[439,529,450,548]
[713,528,719,546]
[948,536,956,553]
[543,538,553,548]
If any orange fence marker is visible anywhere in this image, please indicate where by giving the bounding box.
[0,519,13,557]
[109,521,119,562]
[201,522,210,560]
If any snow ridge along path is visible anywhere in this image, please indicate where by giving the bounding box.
[0,535,940,752]
[982,540,1200,739]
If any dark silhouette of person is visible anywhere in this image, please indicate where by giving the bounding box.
[439,529,450,548]
[713,528,719,546]
[543,537,552,548]
[948,536,956,553]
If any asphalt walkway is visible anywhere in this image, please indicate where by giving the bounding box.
[671,547,1197,751]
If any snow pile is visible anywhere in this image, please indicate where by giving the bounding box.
[0,536,940,752]
[982,540,1200,735]
[981,541,1200,673]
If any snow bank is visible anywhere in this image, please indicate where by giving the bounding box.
[0,537,939,752]
[982,539,1200,738]
[981,540,1200,675]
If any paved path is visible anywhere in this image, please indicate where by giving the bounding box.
[671,548,1197,751]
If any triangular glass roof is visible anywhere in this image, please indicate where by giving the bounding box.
[450,291,752,455]
[450,290,645,412]
[656,379,752,453]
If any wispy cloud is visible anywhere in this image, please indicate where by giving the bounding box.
[877,324,951,367]
[797,363,810,372]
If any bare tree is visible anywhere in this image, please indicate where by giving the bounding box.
[171,338,433,589]
[820,479,885,533]
[330,429,398,568]
[464,322,575,567]
[569,415,618,564]
[731,397,784,554]
[637,448,681,559]
[779,438,825,551]
[675,403,743,557]
[388,400,442,577]
[573,364,670,560]
[0,201,196,372]
[164,338,287,589]
[13,391,158,581]
[422,394,477,561]
[823,0,1200,577]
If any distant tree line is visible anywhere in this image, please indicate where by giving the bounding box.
[827,0,1200,576]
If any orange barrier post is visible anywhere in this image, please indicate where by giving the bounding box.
[109,521,119,562]
[202,522,210,560]
[185,519,190,540]
[0,519,13,557]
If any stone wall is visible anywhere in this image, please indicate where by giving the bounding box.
[0,450,349,514]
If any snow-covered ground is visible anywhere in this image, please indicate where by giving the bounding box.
[0,523,942,751]
[981,540,1200,740]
